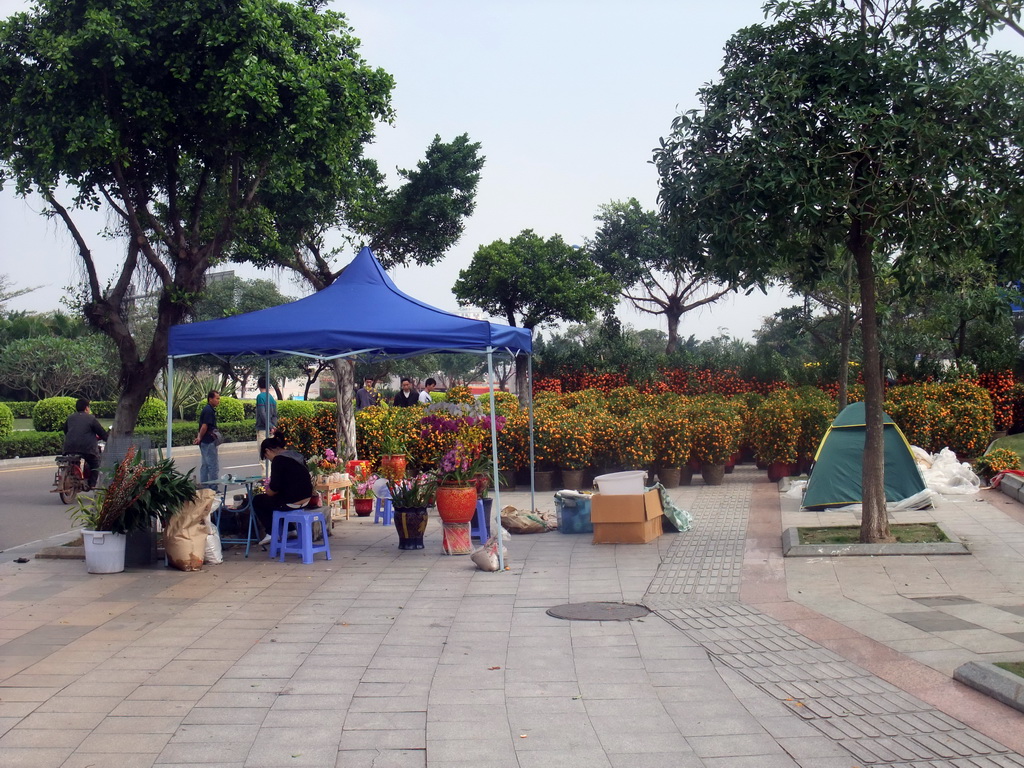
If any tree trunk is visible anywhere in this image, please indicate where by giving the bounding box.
[851,228,892,543]
[664,308,683,355]
[332,359,357,460]
[514,354,529,403]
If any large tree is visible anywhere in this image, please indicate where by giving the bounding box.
[654,0,1024,542]
[0,0,393,437]
[453,229,620,400]
[588,199,733,354]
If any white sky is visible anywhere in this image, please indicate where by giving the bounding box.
[2,1,1023,341]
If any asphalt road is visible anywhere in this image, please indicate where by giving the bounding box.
[0,443,262,555]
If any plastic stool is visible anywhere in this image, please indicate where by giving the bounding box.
[269,509,332,564]
[471,498,490,541]
[374,495,393,526]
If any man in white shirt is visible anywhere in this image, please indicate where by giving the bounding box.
[418,378,436,405]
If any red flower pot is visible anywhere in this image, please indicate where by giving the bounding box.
[435,485,478,524]
[379,454,407,482]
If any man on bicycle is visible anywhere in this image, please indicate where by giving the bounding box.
[62,398,108,490]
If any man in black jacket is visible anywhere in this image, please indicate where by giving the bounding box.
[393,377,419,407]
[254,436,314,545]
[62,398,108,490]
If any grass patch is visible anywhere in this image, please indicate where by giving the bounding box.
[798,523,949,545]
[13,418,32,431]
[995,662,1024,679]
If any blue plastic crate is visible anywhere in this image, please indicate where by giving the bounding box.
[555,494,593,534]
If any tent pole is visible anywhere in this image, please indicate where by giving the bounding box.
[264,358,272,476]
[486,349,503,571]
[166,357,174,460]
[527,354,535,515]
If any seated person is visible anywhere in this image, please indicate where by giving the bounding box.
[62,398,108,490]
[253,435,314,545]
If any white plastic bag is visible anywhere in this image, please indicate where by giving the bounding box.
[204,515,223,565]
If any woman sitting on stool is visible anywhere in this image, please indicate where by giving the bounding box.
[255,435,313,546]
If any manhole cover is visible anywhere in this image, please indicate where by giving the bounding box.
[546,602,650,621]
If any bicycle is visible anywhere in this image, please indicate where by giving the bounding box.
[53,454,89,504]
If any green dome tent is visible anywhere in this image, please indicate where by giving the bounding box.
[802,401,927,510]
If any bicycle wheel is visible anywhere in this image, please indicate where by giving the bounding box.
[58,465,82,504]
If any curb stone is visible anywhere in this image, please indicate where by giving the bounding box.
[954,661,1024,714]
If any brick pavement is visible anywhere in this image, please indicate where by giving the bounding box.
[1,466,1024,766]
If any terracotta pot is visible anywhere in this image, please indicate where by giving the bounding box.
[435,485,478,524]
[766,462,790,482]
[353,498,374,517]
[658,467,681,488]
[533,470,555,492]
[379,454,407,482]
[700,462,725,486]
[560,469,585,490]
[393,507,429,550]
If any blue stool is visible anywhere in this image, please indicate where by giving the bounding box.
[374,490,393,526]
[269,509,331,564]
[471,498,490,542]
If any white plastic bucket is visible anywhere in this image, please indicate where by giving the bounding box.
[82,530,126,574]
[594,470,647,495]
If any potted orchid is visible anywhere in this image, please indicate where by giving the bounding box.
[387,472,438,550]
[352,473,378,516]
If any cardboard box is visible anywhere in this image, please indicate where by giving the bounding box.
[591,490,663,544]
[593,516,663,544]
[590,489,662,523]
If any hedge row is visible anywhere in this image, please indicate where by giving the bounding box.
[0,431,63,459]
[0,420,255,459]
[2,401,34,418]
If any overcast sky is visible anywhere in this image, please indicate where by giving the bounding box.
[2,1,1023,342]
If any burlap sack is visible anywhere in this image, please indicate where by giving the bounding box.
[165,488,217,571]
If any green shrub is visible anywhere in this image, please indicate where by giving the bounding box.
[0,430,63,459]
[89,400,118,418]
[216,396,244,423]
[1,401,34,418]
[32,397,76,432]
[0,402,13,439]
[277,400,316,419]
[136,397,167,427]
[973,446,1020,480]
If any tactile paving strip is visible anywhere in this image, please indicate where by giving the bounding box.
[658,603,1024,765]
[645,476,751,605]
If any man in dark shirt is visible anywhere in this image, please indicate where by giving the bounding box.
[194,390,220,484]
[393,377,419,407]
[355,378,378,410]
[253,436,314,544]
[62,398,108,490]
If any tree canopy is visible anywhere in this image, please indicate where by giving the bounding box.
[654,0,1024,541]
[588,199,733,354]
[0,0,393,435]
[454,229,619,329]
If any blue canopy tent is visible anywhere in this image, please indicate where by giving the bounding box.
[167,246,533,566]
